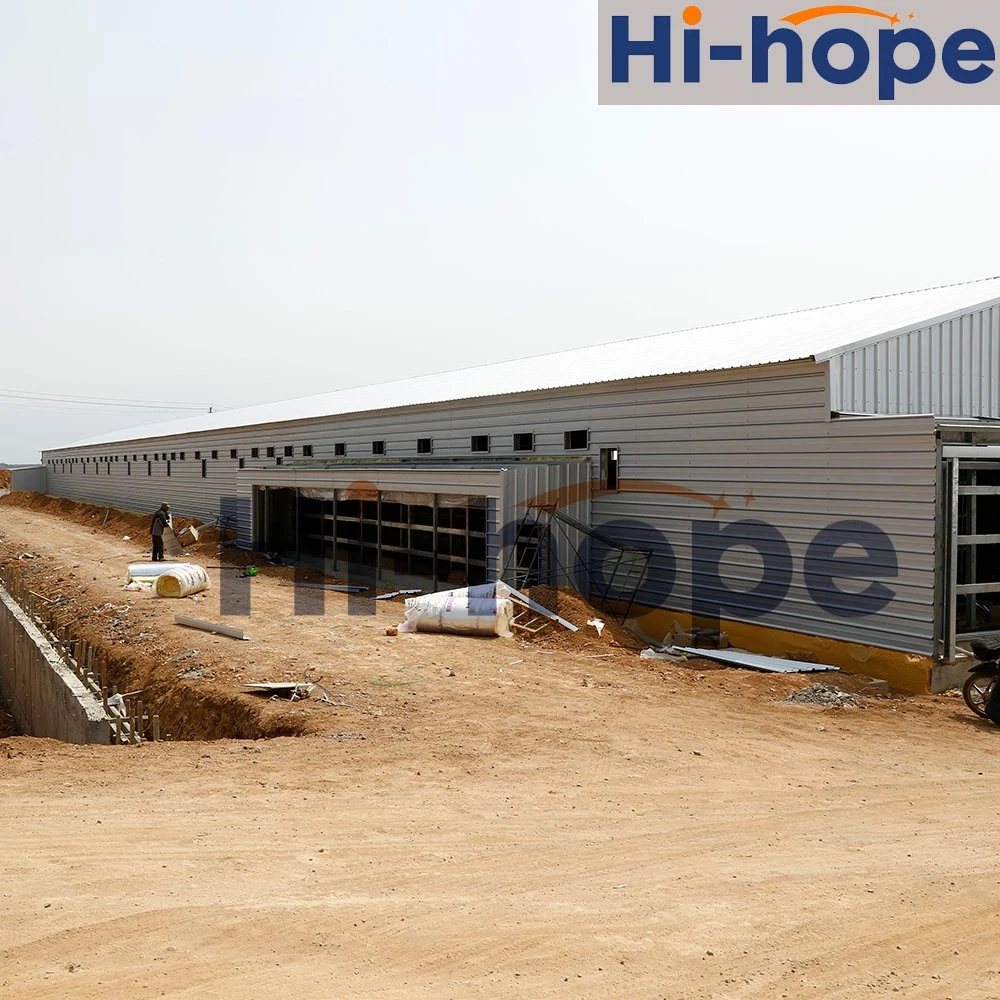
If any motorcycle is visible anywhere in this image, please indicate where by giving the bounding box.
[962,637,1000,719]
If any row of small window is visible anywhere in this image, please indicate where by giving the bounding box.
[53,445,315,465]
[347,429,590,457]
[52,430,591,466]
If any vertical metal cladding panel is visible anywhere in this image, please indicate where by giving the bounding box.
[589,365,938,656]
[9,466,47,492]
[499,462,591,585]
[831,304,1000,418]
[42,451,241,526]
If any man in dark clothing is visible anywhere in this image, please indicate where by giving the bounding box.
[150,503,170,561]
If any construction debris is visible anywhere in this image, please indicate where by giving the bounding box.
[161,525,185,557]
[243,682,313,701]
[587,618,606,637]
[174,615,250,640]
[785,683,860,708]
[177,524,199,544]
[640,647,688,662]
[374,589,423,600]
[671,646,839,674]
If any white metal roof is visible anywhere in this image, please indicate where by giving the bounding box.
[55,275,1000,450]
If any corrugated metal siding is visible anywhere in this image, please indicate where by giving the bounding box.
[829,303,1000,417]
[499,462,591,582]
[39,360,939,655]
[590,395,938,655]
[9,466,47,493]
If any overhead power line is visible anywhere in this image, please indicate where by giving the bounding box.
[0,388,223,412]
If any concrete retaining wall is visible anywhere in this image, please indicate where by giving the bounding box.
[0,583,110,744]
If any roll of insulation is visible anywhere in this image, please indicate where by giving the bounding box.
[399,595,514,637]
[155,564,211,598]
[125,562,177,583]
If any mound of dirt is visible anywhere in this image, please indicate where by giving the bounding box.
[0,469,10,490]
[514,585,646,653]
[0,491,201,542]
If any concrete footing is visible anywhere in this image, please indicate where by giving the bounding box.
[0,583,111,744]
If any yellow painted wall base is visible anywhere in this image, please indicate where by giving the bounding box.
[630,605,936,695]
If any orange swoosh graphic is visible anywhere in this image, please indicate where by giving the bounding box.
[526,479,731,519]
[782,5,902,26]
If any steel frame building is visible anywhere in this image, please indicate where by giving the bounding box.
[36,278,1000,692]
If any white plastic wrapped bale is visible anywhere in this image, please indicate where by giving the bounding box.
[155,564,212,598]
[399,582,514,637]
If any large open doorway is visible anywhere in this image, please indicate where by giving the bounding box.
[259,486,491,592]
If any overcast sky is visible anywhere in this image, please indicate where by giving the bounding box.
[1,1,998,463]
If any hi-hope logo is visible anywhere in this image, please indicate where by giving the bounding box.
[599,1,1000,104]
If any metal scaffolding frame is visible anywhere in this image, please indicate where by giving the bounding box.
[500,502,652,624]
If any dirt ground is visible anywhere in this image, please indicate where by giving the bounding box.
[1,493,998,999]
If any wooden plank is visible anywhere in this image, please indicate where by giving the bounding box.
[174,615,250,640]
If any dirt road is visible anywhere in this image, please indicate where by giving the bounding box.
[1,498,998,999]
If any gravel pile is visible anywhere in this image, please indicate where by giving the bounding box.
[785,683,861,708]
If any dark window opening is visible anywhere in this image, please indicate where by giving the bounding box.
[471,435,489,453]
[564,429,589,450]
[211,450,218,459]
[599,447,619,491]
[251,447,259,458]
[276,456,283,466]
[372,440,385,455]
[154,453,160,461]
[417,438,433,454]
[513,432,534,453]
[239,458,245,469]
[266,447,275,458]
[171,452,176,460]
[194,451,201,460]
[230,449,238,459]
[284,445,294,457]
[179,452,185,460]
[334,442,346,456]
[302,445,313,457]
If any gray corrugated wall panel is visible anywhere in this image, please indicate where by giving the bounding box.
[831,304,1000,417]
[499,462,591,585]
[9,467,47,492]
[244,467,505,494]
[591,406,938,656]
[38,360,939,655]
